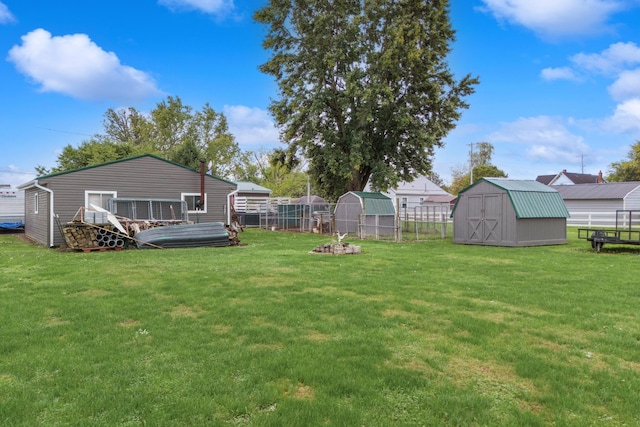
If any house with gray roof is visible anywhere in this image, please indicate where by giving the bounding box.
[451,178,569,246]
[18,154,237,247]
[536,169,604,185]
[551,182,640,227]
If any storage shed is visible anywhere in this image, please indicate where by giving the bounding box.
[451,178,569,246]
[334,191,396,237]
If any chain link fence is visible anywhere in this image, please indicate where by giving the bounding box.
[236,197,451,242]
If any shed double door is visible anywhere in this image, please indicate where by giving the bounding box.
[467,194,501,243]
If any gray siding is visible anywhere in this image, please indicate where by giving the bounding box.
[624,187,640,209]
[23,188,51,246]
[30,156,236,247]
[453,180,567,246]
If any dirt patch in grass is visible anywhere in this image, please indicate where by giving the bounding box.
[47,317,70,326]
[306,330,332,342]
[293,383,315,400]
[170,304,206,318]
[211,324,232,334]
[0,373,17,385]
[118,319,141,328]
[446,355,541,413]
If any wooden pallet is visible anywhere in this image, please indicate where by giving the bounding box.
[80,246,123,253]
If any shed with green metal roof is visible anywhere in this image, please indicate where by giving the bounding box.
[451,178,569,246]
[334,191,396,237]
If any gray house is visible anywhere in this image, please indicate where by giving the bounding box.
[18,154,237,247]
[551,182,640,227]
[334,191,396,237]
[451,178,569,246]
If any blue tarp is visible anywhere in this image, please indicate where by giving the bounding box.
[0,221,24,230]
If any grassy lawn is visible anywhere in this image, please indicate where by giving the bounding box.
[1,228,639,426]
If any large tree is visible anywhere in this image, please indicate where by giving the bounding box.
[607,140,640,182]
[255,0,478,201]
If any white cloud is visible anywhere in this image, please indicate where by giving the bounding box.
[487,116,590,163]
[159,0,233,15]
[7,28,162,102]
[223,105,280,148]
[570,42,640,75]
[479,0,628,38]
[609,68,640,101]
[541,67,579,81]
[602,98,640,133]
[0,1,15,24]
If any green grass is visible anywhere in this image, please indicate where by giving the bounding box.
[1,228,639,426]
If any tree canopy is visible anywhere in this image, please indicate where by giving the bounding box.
[607,140,640,182]
[255,0,478,201]
[38,96,247,180]
[447,142,507,195]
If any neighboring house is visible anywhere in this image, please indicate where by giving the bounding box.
[231,181,273,227]
[0,184,25,224]
[334,191,396,237]
[551,182,640,227]
[536,169,604,185]
[17,154,237,247]
[234,181,272,199]
[365,175,452,211]
[451,178,569,246]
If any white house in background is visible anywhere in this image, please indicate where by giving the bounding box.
[536,169,604,185]
[365,175,452,211]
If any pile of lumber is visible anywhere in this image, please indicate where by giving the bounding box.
[62,223,101,249]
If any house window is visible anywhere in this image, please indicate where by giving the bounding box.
[182,193,207,213]
[85,191,117,210]
[401,197,407,209]
[34,193,39,214]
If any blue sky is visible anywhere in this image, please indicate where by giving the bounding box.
[2,0,640,189]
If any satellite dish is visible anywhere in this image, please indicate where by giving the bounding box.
[207,160,213,175]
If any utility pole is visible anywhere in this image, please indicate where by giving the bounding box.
[468,143,474,184]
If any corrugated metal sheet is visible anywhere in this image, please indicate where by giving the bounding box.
[352,191,396,215]
[481,178,569,219]
[552,182,640,200]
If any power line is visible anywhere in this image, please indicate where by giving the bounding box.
[34,126,94,137]
[0,169,36,175]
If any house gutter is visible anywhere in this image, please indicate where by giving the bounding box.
[19,179,55,247]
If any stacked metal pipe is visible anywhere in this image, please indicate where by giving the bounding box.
[95,228,126,248]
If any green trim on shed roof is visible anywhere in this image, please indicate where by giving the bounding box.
[453,178,569,219]
[36,154,237,186]
[350,191,395,215]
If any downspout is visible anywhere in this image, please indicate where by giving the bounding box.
[33,180,55,248]
[227,189,239,225]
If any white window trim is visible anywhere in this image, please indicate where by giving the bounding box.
[181,192,207,214]
[34,192,39,214]
[85,190,117,209]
